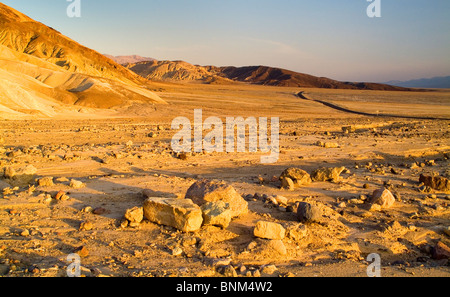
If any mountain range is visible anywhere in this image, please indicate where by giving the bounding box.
[103,55,155,65]
[384,76,450,89]
[122,59,416,91]
[0,3,165,118]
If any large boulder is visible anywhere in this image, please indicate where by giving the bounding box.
[369,188,395,209]
[185,180,248,218]
[419,174,450,192]
[143,198,203,232]
[254,221,286,240]
[279,168,312,188]
[297,202,322,223]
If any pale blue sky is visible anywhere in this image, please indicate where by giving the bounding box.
[2,0,450,82]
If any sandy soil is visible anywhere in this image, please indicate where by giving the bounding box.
[0,84,449,277]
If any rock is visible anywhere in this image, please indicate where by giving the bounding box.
[124,206,144,223]
[369,188,395,209]
[37,177,54,187]
[254,221,286,240]
[143,197,203,232]
[349,198,364,205]
[56,177,69,182]
[81,206,93,213]
[267,239,287,255]
[311,166,346,183]
[315,141,339,148]
[54,191,64,200]
[3,166,16,179]
[297,202,322,223]
[342,126,356,133]
[16,165,37,176]
[419,174,450,192]
[93,207,107,215]
[280,168,312,187]
[274,195,288,206]
[261,264,278,275]
[380,221,408,236]
[75,246,89,258]
[185,180,248,218]
[432,242,450,260]
[369,204,382,212]
[280,177,295,191]
[337,201,347,208]
[54,190,69,201]
[120,219,129,228]
[285,223,308,241]
[245,241,257,251]
[70,179,85,189]
[41,195,53,204]
[171,246,183,256]
[220,265,238,277]
[2,187,13,196]
[251,239,287,257]
[201,201,232,228]
[324,142,339,148]
[204,257,232,267]
[181,236,198,247]
[79,221,94,231]
[2,165,37,187]
[177,153,189,160]
[27,265,40,274]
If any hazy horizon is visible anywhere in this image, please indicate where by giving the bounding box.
[2,0,450,83]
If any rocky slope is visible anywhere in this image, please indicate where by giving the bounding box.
[0,3,165,118]
[126,60,234,84]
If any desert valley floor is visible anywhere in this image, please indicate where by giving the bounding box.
[0,84,449,277]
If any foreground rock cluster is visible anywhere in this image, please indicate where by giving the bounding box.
[133,180,248,233]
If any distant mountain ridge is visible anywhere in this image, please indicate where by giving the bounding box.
[385,76,450,89]
[104,54,155,65]
[125,60,415,91]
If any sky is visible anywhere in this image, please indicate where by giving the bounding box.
[2,0,450,82]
